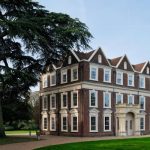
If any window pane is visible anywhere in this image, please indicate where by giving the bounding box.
[73,69,77,80]
[63,74,67,82]
[105,70,110,82]
[63,117,67,130]
[51,96,55,108]
[91,68,96,79]
[105,93,110,107]
[91,92,96,106]
[140,97,145,109]
[73,93,77,106]
[91,116,96,131]
[140,118,144,130]
[63,95,67,107]
[51,117,55,130]
[105,117,110,130]
[44,118,47,129]
[73,117,77,131]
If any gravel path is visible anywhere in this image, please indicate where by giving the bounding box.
[1,135,150,150]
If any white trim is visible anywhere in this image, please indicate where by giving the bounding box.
[127,73,134,87]
[139,75,145,89]
[139,96,145,110]
[89,90,98,108]
[71,66,78,82]
[61,114,68,132]
[50,72,56,86]
[90,65,98,81]
[98,54,102,63]
[104,68,111,83]
[128,95,134,104]
[104,115,111,132]
[71,91,78,108]
[89,114,98,132]
[103,92,111,108]
[61,69,68,84]
[141,61,149,73]
[50,94,56,110]
[61,92,68,109]
[42,95,48,110]
[116,93,123,104]
[116,71,123,85]
[88,48,99,61]
[70,50,80,62]
[42,113,48,131]
[50,114,56,131]
[71,114,78,132]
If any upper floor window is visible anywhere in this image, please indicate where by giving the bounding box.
[50,72,56,86]
[103,92,111,108]
[43,96,48,110]
[104,69,111,83]
[124,61,127,69]
[61,70,67,84]
[98,54,102,63]
[147,67,149,74]
[43,75,48,88]
[90,66,98,81]
[128,74,134,86]
[68,56,71,64]
[139,76,145,88]
[71,66,78,81]
[116,93,123,104]
[89,90,98,107]
[116,71,123,85]
[128,95,134,105]
[71,91,78,108]
[50,94,56,110]
[139,96,145,110]
[61,93,67,108]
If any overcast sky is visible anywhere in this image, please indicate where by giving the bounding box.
[32,0,150,91]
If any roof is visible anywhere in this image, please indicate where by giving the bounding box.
[133,62,146,72]
[108,56,122,66]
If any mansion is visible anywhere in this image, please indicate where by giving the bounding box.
[40,48,150,137]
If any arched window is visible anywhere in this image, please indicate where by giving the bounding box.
[98,55,102,63]
[124,61,127,69]
[147,67,149,74]
[68,56,71,64]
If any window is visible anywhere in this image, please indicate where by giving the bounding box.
[50,95,56,110]
[104,116,111,131]
[139,96,145,110]
[71,66,78,81]
[43,117,48,130]
[71,116,78,132]
[43,75,48,88]
[89,90,98,107]
[147,67,149,74]
[90,116,98,132]
[71,91,78,108]
[124,62,127,69]
[139,76,145,88]
[104,92,111,108]
[68,56,71,64]
[98,55,102,63]
[61,93,67,108]
[43,96,48,110]
[128,74,134,86]
[140,117,145,130]
[50,116,56,131]
[61,70,67,84]
[104,69,111,83]
[90,66,98,81]
[61,116,68,131]
[116,93,123,104]
[128,95,134,105]
[50,72,56,86]
[116,72,123,85]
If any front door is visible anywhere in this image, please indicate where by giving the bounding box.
[126,113,134,136]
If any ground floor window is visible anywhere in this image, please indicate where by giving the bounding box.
[104,116,111,131]
[43,117,48,130]
[50,115,56,131]
[71,116,78,132]
[90,115,98,132]
[140,117,145,130]
[61,115,68,132]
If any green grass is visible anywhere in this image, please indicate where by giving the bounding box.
[0,136,37,145]
[5,130,37,135]
[35,137,150,150]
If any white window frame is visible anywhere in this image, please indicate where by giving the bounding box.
[50,72,56,86]
[139,96,145,110]
[147,67,149,74]
[128,95,134,105]
[50,114,56,131]
[124,61,127,69]
[89,90,98,108]
[43,75,48,88]
[61,69,67,84]
[42,96,48,110]
[42,115,48,131]
[61,93,68,109]
[89,114,98,132]
[68,56,71,64]
[116,71,123,85]
[50,94,56,110]
[98,54,102,63]
[90,65,98,81]
[104,115,111,132]
[71,91,78,108]
[116,93,123,104]
[104,68,111,83]
[103,92,111,108]
[71,114,78,132]
[139,75,145,89]
[71,66,78,81]
[128,73,134,87]
[61,114,68,132]
[140,117,145,131]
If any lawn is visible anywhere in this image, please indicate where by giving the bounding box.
[0,136,37,145]
[35,137,150,150]
[5,130,37,135]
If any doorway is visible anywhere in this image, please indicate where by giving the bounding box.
[126,112,134,136]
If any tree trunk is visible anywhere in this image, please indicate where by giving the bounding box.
[0,98,6,138]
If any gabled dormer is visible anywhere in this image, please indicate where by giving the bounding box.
[141,61,150,75]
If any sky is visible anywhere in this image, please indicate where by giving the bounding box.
[32,0,150,91]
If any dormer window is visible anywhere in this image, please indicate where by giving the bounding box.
[98,55,102,63]
[146,67,149,74]
[68,56,71,64]
[124,62,127,69]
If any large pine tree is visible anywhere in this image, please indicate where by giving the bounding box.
[0,0,92,137]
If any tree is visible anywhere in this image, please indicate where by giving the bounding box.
[0,0,92,137]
